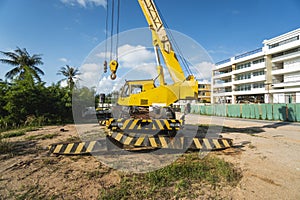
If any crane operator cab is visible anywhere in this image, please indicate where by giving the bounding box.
[113,79,176,120]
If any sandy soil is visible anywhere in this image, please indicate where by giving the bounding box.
[0,115,299,199]
[185,114,300,200]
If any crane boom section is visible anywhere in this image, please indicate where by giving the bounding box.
[138,0,186,82]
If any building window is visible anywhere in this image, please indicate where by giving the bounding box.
[236,73,251,80]
[219,68,232,74]
[272,47,300,58]
[253,70,265,76]
[253,82,264,88]
[236,84,251,91]
[252,58,265,64]
[236,62,251,70]
[269,36,299,49]
[225,88,232,92]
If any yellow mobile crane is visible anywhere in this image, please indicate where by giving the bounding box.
[102,0,233,150]
[48,0,233,155]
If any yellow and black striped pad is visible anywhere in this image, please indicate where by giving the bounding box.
[99,120,107,126]
[107,118,182,132]
[48,140,106,155]
[49,136,232,155]
[48,136,232,155]
[107,131,233,150]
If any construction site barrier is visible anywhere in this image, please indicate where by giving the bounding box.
[181,103,300,122]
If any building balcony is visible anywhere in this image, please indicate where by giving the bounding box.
[213,71,233,79]
[233,63,265,74]
[272,50,300,64]
[233,89,265,96]
[272,81,300,88]
[212,92,233,97]
[272,66,300,75]
[267,39,300,56]
[213,82,232,88]
[233,75,266,85]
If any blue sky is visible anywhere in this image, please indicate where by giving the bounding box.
[0,0,300,85]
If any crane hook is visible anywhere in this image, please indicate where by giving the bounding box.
[103,60,107,73]
[109,60,118,80]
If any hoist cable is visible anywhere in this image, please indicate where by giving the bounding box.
[104,2,109,73]
[156,5,193,76]
[115,0,120,61]
[110,0,115,61]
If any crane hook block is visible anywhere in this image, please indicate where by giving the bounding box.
[109,60,118,80]
[103,60,107,73]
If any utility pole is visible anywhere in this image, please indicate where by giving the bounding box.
[265,83,273,103]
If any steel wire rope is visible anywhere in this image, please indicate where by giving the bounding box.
[156,4,193,76]
[115,0,120,61]
[104,1,109,73]
[110,0,115,61]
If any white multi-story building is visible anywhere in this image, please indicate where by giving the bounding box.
[212,28,300,104]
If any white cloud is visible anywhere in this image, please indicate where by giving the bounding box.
[117,44,155,68]
[60,0,106,8]
[60,80,68,87]
[192,61,215,83]
[97,76,122,94]
[78,63,101,87]
[96,44,156,69]
[59,57,69,63]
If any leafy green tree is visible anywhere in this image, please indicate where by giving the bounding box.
[0,80,9,124]
[3,77,74,126]
[57,65,80,90]
[0,47,44,82]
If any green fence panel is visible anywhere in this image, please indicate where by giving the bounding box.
[261,104,267,120]
[226,105,233,117]
[251,104,261,119]
[227,105,241,118]
[200,106,206,115]
[190,105,196,114]
[213,104,226,116]
[273,104,287,121]
[195,105,201,114]
[261,104,273,120]
[296,104,300,122]
[287,104,296,122]
[181,103,300,122]
[249,104,256,119]
[206,105,213,115]
[241,104,251,118]
[212,105,216,115]
[180,105,185,113]
[257,104,262,119]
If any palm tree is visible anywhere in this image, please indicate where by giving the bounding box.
[0,47,44,82]
[57,65,81,90]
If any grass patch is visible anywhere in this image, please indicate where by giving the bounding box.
[26,133,59,141]
[0,139,14,154]
[15,184,46,200]
[65,136,81,143]
[99,153,242,199]
[0,127,40,139]
[0,126,40,134]
[2,131,26,138]
[85,170,106,180]
[0,127,39,154]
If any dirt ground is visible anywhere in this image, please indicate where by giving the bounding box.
[185,114,300,200]
[0,114,299,199]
